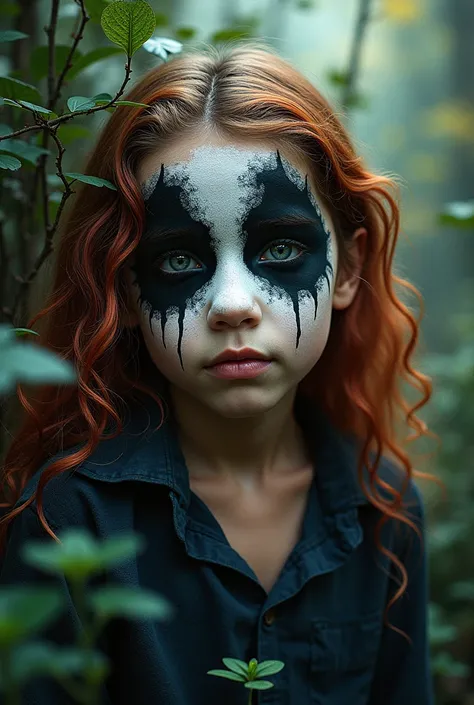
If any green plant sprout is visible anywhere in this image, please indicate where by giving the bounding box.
[208,657,285,705]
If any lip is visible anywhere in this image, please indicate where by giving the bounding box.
[205,347,272,367]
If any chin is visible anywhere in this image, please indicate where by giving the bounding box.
[205,386,286,419]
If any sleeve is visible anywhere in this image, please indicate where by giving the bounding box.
[368,483,434,705]
[0,505,112,705]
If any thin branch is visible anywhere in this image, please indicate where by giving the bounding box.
[50,0,90,109]
[0,55,134,143]
[11,128,74,321]
[340,0,373,112]
[45,0,60,106]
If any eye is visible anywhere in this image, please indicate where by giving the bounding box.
[155,250,203,276]
[259,239,307,264]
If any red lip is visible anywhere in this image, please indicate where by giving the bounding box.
[206,347,272,367]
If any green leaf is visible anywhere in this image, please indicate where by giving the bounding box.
[207,669,246,682]
[9,643,110,685]
[244,680,274,690]
[30,45,81,82]
[57,124,91,145]
[222,658,249,677]
[155,12,168,26]
[3,97,53,114]
[0,153,21,170]
[67,95,96,112]
[327,68,350,87]
[438,200,474,228]
[14,328,39,336]
[84,0,111,23]
[101,0,156,56]
[1,138,50,165]
[89,586,173,621]
[93,532,146,566]
[68,46,123,80]
[109,100,148,107]
[0,588,64,647]
[211,27,252,42]
[175,26,196,40]
[65,172,117,190]
[0,2,20,16]
[255,660,285,677]
[0,76,41,103]
[0,29,28,42]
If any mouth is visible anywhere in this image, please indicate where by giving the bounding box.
[204,350,273,380]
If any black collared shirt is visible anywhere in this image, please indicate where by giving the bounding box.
[0,391,433,704]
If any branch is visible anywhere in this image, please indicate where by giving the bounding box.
[11,127,74,322]
[45,0,60,106]
[340,0,373,112]
[0,55,134,143]
[50,0,90,109]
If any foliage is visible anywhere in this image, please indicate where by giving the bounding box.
[208,657,285,704]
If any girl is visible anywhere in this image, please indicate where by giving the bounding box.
[0,43,434,704]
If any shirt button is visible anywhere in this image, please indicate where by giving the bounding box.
[264,609,276,626]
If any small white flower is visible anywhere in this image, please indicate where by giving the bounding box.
[142,37,183,61]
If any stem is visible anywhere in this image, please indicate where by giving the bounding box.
[340,0,373,113]
[247,688,253,705]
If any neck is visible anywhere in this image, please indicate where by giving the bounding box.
[168,386,310,482]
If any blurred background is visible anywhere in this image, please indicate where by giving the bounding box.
[1,0,473,702]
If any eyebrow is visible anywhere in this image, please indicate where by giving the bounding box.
[251,214,323,229]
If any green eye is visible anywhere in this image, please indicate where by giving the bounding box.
[259,240,307,263]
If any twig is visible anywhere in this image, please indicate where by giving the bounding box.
[340,0,373,112]
[11,127,74,321]
[45,0,60,107]
[50,0,90,108]
[0,55,134,143]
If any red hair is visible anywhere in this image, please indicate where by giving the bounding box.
[1,44,436,623]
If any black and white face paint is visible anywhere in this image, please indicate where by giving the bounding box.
[130,145,335,374]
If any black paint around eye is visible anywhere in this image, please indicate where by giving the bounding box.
[242,152,333,347]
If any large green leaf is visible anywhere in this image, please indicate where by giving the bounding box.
[65,172,117,190]
[0,324,77,393]
[6,643,109,685]
[0,76,41,103]
[0,29,28,42]
[244,680,274,690]
[101,0,156,56]
[0,153,21,170]
[1,139,50,165]
[67,95,96,112]
[67,46,123,79]
[30,44,81,82]
[222,658,249,677]
[89,586,173,621]
[0,588,64,647]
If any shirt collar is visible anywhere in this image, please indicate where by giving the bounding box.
[73,386,369,517]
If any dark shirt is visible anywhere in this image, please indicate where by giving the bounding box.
[0,391,433,705]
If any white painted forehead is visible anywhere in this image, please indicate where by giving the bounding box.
[140,145,327,239]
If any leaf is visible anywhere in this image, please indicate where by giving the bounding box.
[0,76,41,103]
[155,12,168,26]
[56,124,91,145]
[207,669,246,682]
[244,680,274,690]
[0,588,64,647]
[30,45,81,82]
[0,334,77,393]
[0,2,20,17]
[2,98,53,114]
[9,643,109,684]
[14,328,39,336]
[0,153,21,170]
[255,660,285,677]
[101,0,156,56]
[211,27,252,42]
[142,36,182,60]
[1,138,50,165]
[84,0,112,23]
[222,658,249,677]
[91,92,113,103]
[327,69,350,87]
[0,29,28,42]
[438,200,474,229]
[67,46,123,80]
[110,100,148,107]
[89,586,173,621]
[175,26,196,40]
[94,533,146,567]
[65,172,117,190]
[67,95,96,112]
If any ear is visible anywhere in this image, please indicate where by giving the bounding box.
[332,227,367,311]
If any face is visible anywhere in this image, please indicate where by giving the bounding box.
[125,134,341,417]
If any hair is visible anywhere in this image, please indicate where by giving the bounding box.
[1,42,436,631]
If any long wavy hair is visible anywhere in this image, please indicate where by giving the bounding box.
[1,43,435,623]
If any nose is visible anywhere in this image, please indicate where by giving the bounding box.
[207,272,262,332]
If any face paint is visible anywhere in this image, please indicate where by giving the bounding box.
[130,145,334,371]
